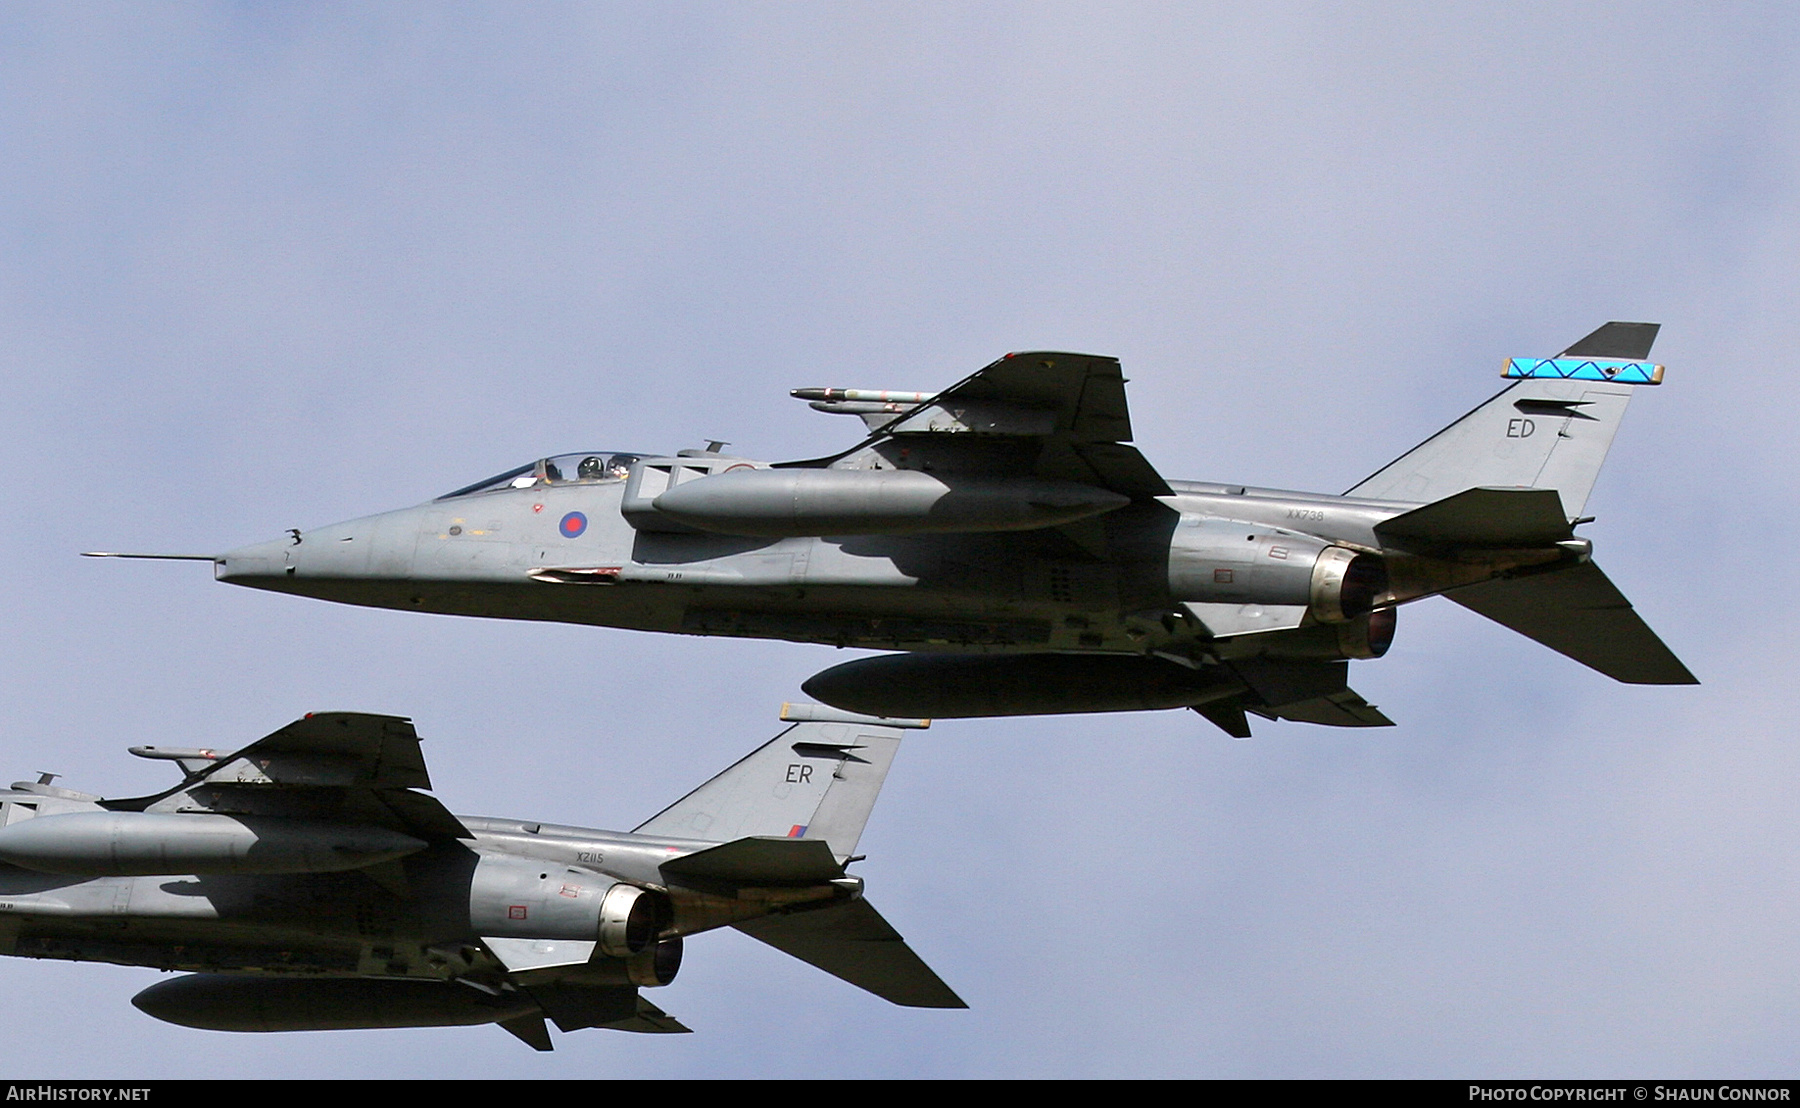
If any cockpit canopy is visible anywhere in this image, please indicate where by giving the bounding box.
[438,452,646,500]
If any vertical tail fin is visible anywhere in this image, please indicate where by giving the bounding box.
[1345,322,1663,518]
[632,704,928,863]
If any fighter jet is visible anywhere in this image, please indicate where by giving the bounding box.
[99,321,1694,736]
[0,705,960,1049]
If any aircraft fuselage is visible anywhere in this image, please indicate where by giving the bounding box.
[217,474,1515,664]
[0,802,807,983]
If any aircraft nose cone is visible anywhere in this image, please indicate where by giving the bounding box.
[214,536,294,582]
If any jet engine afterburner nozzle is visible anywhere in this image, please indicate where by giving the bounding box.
[638,937,683,987]
[597,884,662,957]
[1309,547,1388,624]
[572,934,684,988]
[1337,607,1397,659]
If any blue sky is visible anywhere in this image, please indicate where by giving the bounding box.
[1,3,1797,1077]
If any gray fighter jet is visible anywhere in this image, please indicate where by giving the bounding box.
[0,705,959,1049]
[98,322,1694,735]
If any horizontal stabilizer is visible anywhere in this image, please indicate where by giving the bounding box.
[661,836,844,887]
[1374,487,1573,548]
[736,898,966,1009]
[1446,560,1697,684]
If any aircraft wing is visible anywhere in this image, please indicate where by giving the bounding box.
[735,898,967,1009]
[932,351,1135,445]
[809,351,1171,499]
[218,711,434,790]
[111,712,471,840]
[932,352,1171,499]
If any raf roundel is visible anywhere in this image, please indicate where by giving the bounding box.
[559,511,588,539]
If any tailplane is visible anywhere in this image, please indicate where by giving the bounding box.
[1446,561,1696,684]
[736,898,966,1008]
[1346,322,1663,517]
